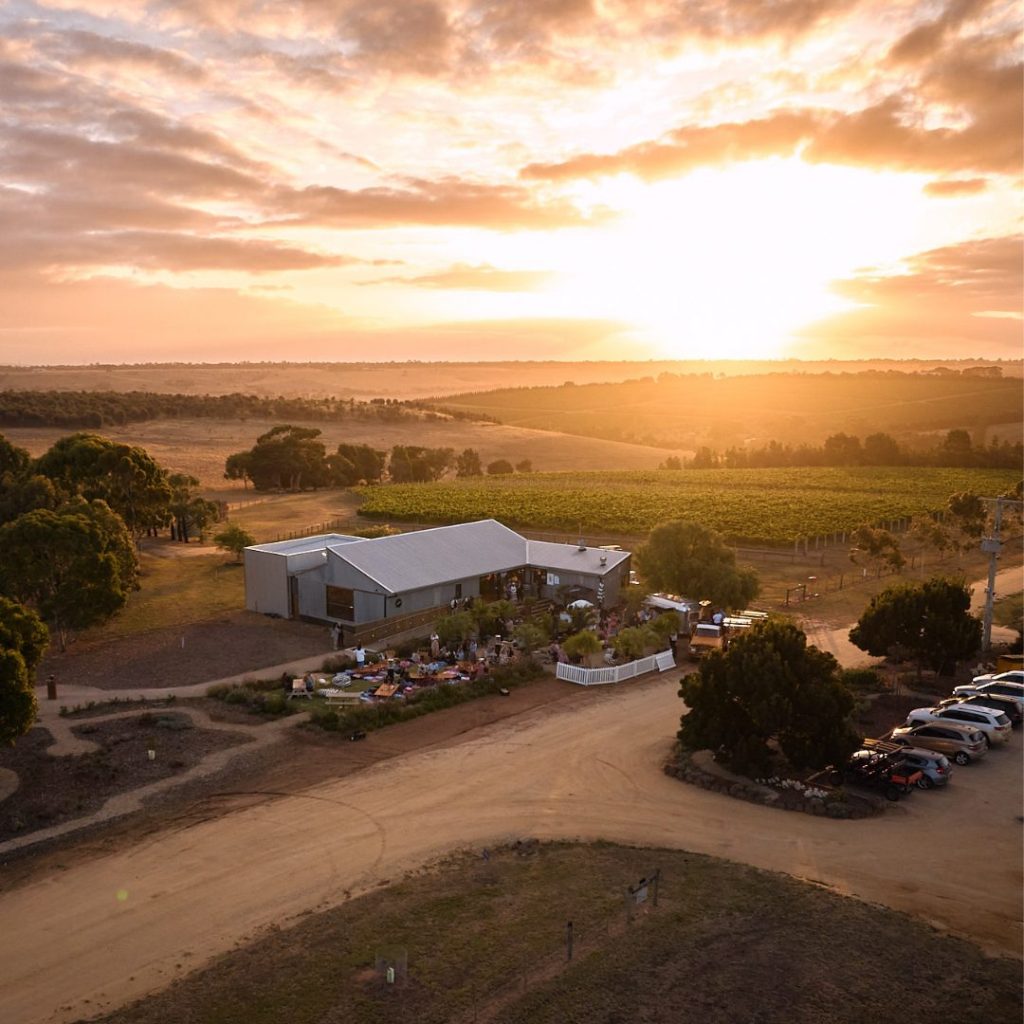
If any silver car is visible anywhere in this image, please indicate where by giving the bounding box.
[905,704,1012,746]
[891,721,988,765]
[898,747,953,789]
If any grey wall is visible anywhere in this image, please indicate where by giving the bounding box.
[244,549,289,617]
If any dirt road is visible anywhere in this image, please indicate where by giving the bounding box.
[1,673,1021,1024]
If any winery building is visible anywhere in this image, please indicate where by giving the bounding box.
[244,519,631,629]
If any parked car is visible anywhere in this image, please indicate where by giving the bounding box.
[890,721,988,765]
[898,747,954,789]
[905,704,1012,747]
[937,693,1023,728]
[972,670,1024,686]
[953,677,1024,706]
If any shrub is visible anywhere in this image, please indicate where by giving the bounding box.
[839,668,885,694]
[263,692,287,715]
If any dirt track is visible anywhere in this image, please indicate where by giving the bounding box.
[1,673,1021,1024]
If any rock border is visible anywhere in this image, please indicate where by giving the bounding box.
[664,749,880,819]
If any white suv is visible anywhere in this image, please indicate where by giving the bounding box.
[905,704,1012,747]
[952,676,1024,707]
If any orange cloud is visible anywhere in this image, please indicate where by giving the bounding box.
[923,178,989,196]
[361,263,557,290]
[796,235,1023,357]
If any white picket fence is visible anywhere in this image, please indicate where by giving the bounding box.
[556,649,676,686]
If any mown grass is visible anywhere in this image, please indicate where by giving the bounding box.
[90,842,1021,1024]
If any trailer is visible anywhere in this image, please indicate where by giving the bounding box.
[829,739,923,802]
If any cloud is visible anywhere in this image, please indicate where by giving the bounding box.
[796,235,1023,357]
[361,262,557,290]
[886,0,991,65]
[49,28,208,81]
[273,177,600,229]
[923,177,989,197]
[522,111,819,180]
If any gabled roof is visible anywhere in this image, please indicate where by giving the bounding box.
[526,540,630,577]
[326,519,528,594]
[249,533,361,555]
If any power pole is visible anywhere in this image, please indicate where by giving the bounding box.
[980,497,1023,653]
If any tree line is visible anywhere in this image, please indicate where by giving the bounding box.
[0,390,424,429]
[667,429,1022,470]
[224,427,535,490]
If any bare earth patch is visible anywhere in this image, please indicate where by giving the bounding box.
[40,612,330,691]
[0,716,250,842]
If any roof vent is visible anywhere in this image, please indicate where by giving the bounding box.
[599,554,607,565]
[577,537,586,551]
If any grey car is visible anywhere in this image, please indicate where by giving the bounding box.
[898,747,954,789]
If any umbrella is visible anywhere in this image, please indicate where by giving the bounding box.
[568,599,594,609]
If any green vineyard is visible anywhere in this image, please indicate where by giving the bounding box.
[355,467,1021,545]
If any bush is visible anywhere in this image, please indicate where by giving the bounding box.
[839,668,885,694]
[263,692,287,715]
[224,687,252,706]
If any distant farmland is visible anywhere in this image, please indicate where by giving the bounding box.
[356,467,1021,545]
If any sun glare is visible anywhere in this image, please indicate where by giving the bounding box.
[541,159,937,358]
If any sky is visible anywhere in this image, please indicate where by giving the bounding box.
[0,0,1020,364]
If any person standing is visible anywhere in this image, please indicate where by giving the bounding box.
[355,644,366,669]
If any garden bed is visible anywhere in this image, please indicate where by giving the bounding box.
[664,748,879,819]
[0,715,250,842]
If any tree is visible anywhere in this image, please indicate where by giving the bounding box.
[862,432,902,465]
[513,621,548,654]
[849,576,981,676]
[455,449,484,477]
[945,491,987,549]
[473,599,516,638]
[514,459,533,473]
[436,611,476,647]
[329,444,385,485]
[214,523,256,562]
[612,625,654,660]
[822,432,863,465]
[848,525,905,576]
[679,620,858,775]
[0,500,138,651]
[634,520,759,609]
[34,433,172,539]
[224,451,254,488]
[168,473,221,543]
[562,629,602,662]
[241,425,329,491]
[486,459,515,475]
[688,446,719,469]
[389,445,453,483]
[0,597,48,745]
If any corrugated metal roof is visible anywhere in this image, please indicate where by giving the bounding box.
[526,540,630,576]
[249,533,362,555]
[326,520,528,593]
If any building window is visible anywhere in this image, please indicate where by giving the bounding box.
[326,585,355,621]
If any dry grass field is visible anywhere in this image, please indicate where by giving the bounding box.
[2,416,689,490]
[86,842,1021,1024]
[2,358,1015,401]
